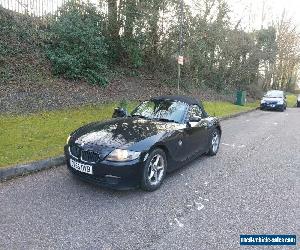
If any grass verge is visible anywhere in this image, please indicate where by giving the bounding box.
[286,94,297,108]
[204,101,258,117]
[0,101,258,168]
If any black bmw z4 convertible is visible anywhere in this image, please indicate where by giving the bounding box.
[65,96,221,191]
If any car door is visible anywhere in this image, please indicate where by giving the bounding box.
[183,105,209,158]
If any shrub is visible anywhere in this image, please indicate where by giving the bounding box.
[45,1,108,86]
[122,39,143,69]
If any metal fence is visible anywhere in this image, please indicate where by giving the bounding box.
[0,0,89,17]
[0,0,64,16]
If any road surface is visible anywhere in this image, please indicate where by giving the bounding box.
[1,109,299,249]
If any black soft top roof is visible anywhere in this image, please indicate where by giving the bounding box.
[151,95,208,117]
[151,95,200,106]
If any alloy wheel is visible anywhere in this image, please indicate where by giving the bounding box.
[147,154,165,185]
[211,131,220,153]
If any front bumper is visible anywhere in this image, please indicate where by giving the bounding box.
[64,146,144,189]
[260,103,284,110]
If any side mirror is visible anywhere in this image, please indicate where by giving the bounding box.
[189,115,201,123]
[187,115,201,127]
[112,107,128,118]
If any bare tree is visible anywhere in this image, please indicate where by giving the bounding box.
[274,11,300,91]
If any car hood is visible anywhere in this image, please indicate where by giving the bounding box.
[262,97,283,102]
[71,117,185,154]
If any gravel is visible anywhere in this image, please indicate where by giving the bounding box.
[0,109,298,249]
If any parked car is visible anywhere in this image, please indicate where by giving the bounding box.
[65,95,221,191]
[260,90,287,112]
[297,95,300,107]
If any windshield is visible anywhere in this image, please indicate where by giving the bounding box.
[131,99,188,123]
[264,91,283,98]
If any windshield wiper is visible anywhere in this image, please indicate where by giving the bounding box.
[155,118,178,123]
[131,114,149,119]
[132,115,178,123]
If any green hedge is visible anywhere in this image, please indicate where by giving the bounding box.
[45,1,108,86]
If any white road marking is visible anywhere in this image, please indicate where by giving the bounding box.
[194,201,204,211]
[174,218,184,227]
[265,136,271,141]
[222,143,246,148]
[221,143,235,147]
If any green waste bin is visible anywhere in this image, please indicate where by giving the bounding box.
[236,90,246,106]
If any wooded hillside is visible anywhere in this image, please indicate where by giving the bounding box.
[1,0,299,93]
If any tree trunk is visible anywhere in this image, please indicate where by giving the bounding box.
[107,0,119,39]
[124,0,136,40]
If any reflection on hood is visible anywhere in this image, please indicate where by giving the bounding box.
[73,117,185,149]
[262,97,283,102]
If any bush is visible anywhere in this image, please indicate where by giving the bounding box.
[45,1,108,86]
[122,39,143,69]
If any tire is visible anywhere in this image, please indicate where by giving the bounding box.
[207,129,221,156]
[280,106,285,112]
[141,148,167,191]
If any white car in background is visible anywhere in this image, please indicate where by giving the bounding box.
[260,90,287,112]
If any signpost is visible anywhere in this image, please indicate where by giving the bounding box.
[177,0,184,94]
[178,56,184,65]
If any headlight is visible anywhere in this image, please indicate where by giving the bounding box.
[66,135,71,144]
[277,100,284,104]
[106,149,141,162]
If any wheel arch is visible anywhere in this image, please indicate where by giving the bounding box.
[149,144,172,168]
[215,125,222,136]
[209,123,222,136]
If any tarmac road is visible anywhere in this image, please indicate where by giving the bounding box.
[0,109,299,250]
